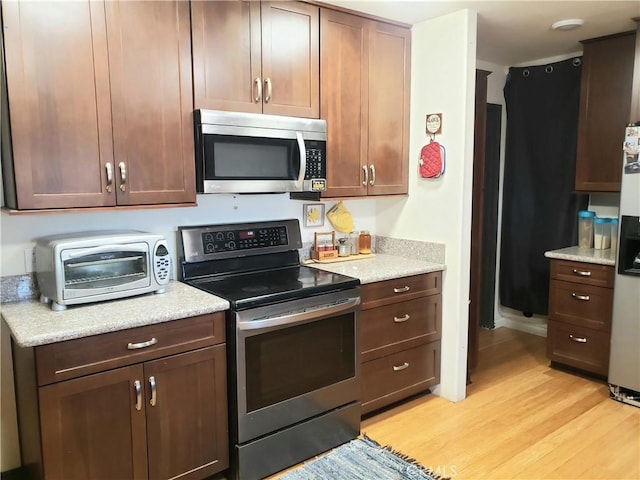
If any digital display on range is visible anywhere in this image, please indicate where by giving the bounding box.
[201,227,288,254]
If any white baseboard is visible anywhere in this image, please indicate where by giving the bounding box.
[494,308,548,337]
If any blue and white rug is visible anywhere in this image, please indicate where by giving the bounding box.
[278,435,448,480]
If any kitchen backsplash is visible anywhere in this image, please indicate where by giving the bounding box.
[1,236,445,303]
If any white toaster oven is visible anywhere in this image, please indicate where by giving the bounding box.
[35,230,170,311]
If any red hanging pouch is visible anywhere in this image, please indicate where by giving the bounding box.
[419,139,446,178]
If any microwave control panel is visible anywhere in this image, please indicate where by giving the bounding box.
[304,140,326,180]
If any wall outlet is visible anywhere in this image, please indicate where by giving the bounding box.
[24,248,35,273]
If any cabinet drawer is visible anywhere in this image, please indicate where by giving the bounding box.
[35,312,225,385]
[550,260,614,288]
[361,271,441,310]
[548,279,613,331]
[361,341,440,415]
[547,320,610,376]
[361,295,441,362]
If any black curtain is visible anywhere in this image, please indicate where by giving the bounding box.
[500,57,588,316]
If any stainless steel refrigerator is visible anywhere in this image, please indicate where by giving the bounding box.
[609,124,640,408]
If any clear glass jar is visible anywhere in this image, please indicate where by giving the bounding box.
[348,232,359,255]
[358,231,371,254]
[578,210,595,249]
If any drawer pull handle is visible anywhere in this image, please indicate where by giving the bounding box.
[149,376,157,407]
[572,269,592,277]
[393,286,410,293]
[571,293,590,301]
[134,380,142,411]
[393,362,410,372]
[569,334,587,343]
[127,337,158,350]
[394,314,410,323]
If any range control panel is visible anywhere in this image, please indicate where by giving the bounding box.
[201,226,288,254]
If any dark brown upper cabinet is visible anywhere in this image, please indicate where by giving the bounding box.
[191,1,320,118]
[575,31,636,193]
[1,1,195,210]
[320,8,410,197]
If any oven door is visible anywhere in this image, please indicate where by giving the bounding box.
[60,243,151,300]
[233,288,360,444]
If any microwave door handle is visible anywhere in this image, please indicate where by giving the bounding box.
[296,132,306,187]
[66,244,146,259]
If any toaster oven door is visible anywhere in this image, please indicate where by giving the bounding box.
[60,243,151,300]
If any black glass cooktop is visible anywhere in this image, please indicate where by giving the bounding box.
[187,265,359,310]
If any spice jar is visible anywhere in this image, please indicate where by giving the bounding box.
[337,238,350,257]
[358,231,372,254]
[578,210,595,249]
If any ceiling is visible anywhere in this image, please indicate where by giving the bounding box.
[320,1,640,65]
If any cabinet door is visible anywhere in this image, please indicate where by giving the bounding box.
[261,2,320,118]
[320,9,369,197]
[575,32,636,192]
[38,365,147,480]
[105,0,195,206]
[145,346,229,480]
[1,1,115,209]
[191,0,262,113]
[367,22,410,195]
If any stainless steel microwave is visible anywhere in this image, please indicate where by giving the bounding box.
[194,109,327,194]
[35,231,171,311]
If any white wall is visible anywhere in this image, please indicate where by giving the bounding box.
[0,196,377,277]
[376,9,477,402]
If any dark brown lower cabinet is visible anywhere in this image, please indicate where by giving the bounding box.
[14,313,229,480]
[546,259,614,376]
[360,272,442,414]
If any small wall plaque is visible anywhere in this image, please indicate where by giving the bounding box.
[426,113,442,135]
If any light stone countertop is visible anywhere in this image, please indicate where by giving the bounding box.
[1,281,229,347]
[544,246,616,266]
[304,253,445,284]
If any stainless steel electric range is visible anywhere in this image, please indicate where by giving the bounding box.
[178,219,361,480]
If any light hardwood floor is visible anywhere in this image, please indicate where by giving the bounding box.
[361,327,640,480]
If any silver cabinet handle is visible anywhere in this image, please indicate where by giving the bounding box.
[127,337,158,350]
[149,376,157,407]
[393,362,409,371]
[569,334,587,343]
[393,314,410,323]
[393,286,410,293]
[572,269,592,277]
[369,165,376,186]
[118,161,127,192]
[134,380,142,411]
[571,293,590,301]
[362,165,368,186]
[254,77,262,103]
[105,162,113,193]
[264,77,272,103]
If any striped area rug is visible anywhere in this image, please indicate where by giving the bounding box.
[278,435,448,480]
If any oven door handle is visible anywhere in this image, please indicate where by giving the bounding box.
[237,296,360,331]
[65,244,146,259]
